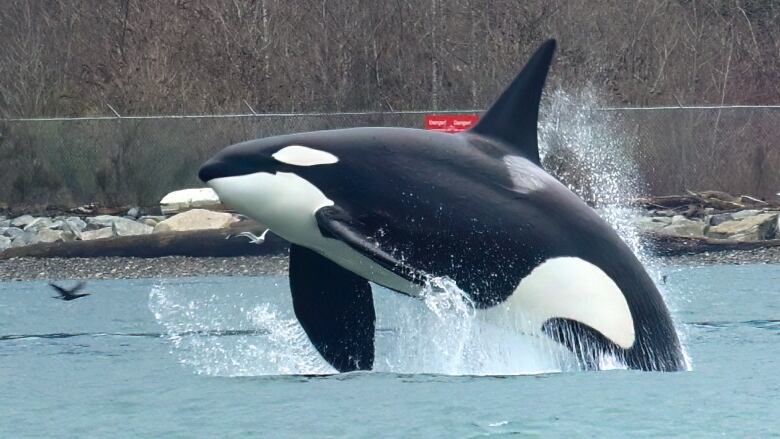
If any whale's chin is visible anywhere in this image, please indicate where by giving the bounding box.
[207,171,334,246]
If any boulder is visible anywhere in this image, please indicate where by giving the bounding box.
[707,212,778,241]
[80,227,115,241]
[0,236,10,252]
[11,214,35,228]
[634,216,672,232]
[127,207,141,218]
[658,216,707,237]
[3,227,24,239]
[34,228,65,244]
[139,215,166,224]
[0,219,10,228]
[707,213,734,226]
[86,215,153,236]
[23,217,56,232]
[54,218,84,240]
[731,209,762,220]
[10,231,37,247]
[64,217,87,232]
[154,209,237,233]
[112,218,154,236]
[140,218,159,227]
[86,215,124,229]
[160,188,222,214]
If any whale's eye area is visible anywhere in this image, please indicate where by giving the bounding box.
[272,145,339,166]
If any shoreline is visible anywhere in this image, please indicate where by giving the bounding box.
[0,255,288,281]
[2,248,780,282]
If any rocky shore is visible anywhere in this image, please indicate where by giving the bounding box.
[632,191,780,242]
[2,189,780,281]
[0,207,238,252]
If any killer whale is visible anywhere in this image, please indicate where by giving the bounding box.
[199,40,686,373]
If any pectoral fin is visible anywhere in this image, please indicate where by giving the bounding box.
[315,205,426,284]
[289,244,376,372]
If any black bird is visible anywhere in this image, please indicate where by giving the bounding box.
[49,282,90,301]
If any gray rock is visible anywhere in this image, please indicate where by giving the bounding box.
[655,209,677,217]
[86,215,124,229]
[11,215,36,228]
[113,218,154,236]
[0,219,10,228]
[0,235,11,252]
[707,213,734,226]
[85,215,152,236]
[10,231,37,247]
[731,209,762,220]
[23,217,54,232]
[659,217,707,237]
[58,221,82,240]
[80,227,115,241]
[65,217,87,232]
[707,213,778,241]
[127,207,140,218]
[59,230,78,242]
[28,218,68,233]
[140,218,159,227]
[634,216,672,232]
[34,228,65,244]
[4,227,24,239]
[153,209,236,233]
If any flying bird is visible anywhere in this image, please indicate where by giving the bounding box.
[226,229,270,244]
[49,282,91,301]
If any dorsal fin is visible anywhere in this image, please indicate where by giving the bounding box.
[470,39,556,165]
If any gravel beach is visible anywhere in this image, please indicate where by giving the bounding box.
[657,246,780,266]
[2,247,780,281]
[0,255,289,281]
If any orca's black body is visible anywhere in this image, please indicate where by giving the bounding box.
[199,40,686,373]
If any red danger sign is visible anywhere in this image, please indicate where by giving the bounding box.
[424,114,479,133]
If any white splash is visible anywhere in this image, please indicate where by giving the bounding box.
[149,276,577,376]
[374,276,576,375]
[149,282,334,376]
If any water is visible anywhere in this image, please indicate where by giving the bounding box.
[1,264,779,437]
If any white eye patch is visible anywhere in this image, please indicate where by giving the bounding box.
[272,145,339,166]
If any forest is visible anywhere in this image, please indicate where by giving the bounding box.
[1,0,778,118]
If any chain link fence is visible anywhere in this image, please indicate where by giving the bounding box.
[1,107,778,208]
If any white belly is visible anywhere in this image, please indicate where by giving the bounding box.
[208,171,419,295]
[479,257,636,349]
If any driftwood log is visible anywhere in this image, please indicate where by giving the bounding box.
[0,221,288,259]
[3,226,780,260]
[635,190,777,213]
[640,232,780,256]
